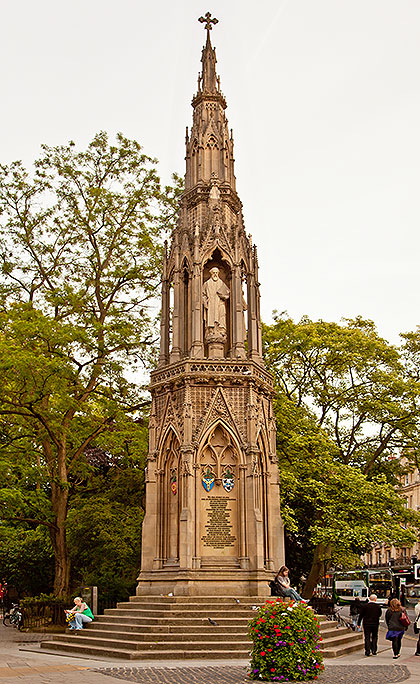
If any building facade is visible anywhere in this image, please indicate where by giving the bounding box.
[363,464,420,580]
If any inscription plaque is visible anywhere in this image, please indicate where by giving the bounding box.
[199,493,238,557]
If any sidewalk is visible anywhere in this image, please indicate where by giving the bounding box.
[0,622,419,683]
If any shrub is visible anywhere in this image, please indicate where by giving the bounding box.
[248,599,324,681]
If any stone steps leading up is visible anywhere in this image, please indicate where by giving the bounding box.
[127,597,260,605]
[41,595,363,660]
[50,633,252,651]
[105,608,258,619]
[93,616,258,627]
[71,628,250,642]
[44,642,252,660]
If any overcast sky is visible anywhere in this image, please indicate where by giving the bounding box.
[2,0,419,344]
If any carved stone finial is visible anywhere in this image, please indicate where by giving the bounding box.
[198,11,219,33]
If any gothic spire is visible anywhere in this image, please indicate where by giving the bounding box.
[185,14,235,192]
[198,12,219,94]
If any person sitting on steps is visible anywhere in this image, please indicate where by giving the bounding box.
[273,566,308,602]
[65,596,94,631]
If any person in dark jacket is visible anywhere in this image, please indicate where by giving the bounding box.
[400,585,406,607]
[385,598,407,659]
[357,594,382,656]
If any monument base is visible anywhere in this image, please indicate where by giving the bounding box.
[136,569,274,597]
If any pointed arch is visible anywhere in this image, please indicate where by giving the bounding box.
[157,422,181,463]
[255,431,270,568]
[191,138,199,185]
[196,419,242,566]
[197,418,244,467]
[204,134,220,179]
[181,256,191,356]
[157,428,181,565]
[201,246,233,270]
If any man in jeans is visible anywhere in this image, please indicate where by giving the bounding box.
[357,594,382,656]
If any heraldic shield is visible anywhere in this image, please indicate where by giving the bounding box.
[202,466,215,492]
[222,466,235,492]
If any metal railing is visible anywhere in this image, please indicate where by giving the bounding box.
[20,600,68,630]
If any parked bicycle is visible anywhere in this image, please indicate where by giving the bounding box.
[3,603,23,629]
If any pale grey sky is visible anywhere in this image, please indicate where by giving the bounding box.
[1,0,419,344]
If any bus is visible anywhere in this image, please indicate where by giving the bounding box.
[405,584,420,608]
[333,569,394,605]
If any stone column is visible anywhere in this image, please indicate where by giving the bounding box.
[170,245,182,363]
[191,225,204,358]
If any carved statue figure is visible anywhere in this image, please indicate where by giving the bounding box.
[203,267,229,334]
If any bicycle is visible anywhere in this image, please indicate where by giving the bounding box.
[3,603,23,629]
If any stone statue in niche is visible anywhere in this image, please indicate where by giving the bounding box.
[209,183,220,201]
[203,267,229,343]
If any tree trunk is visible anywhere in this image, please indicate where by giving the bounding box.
[302,543,332,599]
[50,481,70,597]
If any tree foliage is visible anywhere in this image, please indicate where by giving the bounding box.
[0,132,179,595]
[264,314,420,476]
[263,315,420,595]
[0,525,54,596]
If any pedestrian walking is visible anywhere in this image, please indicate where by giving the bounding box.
[414,597,420,656]
[385,598,409,659]
[400,585,406,607]
[357,594,382,656]
[350,597,362,631]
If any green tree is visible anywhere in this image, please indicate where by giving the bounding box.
[0,133,179,595]
[67,464,145,604]
[0,525,54,596]
[263,315,420,595]
[264,314,420,476]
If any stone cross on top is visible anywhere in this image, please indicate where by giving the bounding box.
[198,11,218,34]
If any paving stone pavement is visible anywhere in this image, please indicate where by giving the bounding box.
[93,664,410,684]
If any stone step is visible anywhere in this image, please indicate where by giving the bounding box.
[319,629,363,649]
[90,621,255,634]
[323,636,364,659]
[59,634,251,652]
[41,593,362,661]
[79,622,345,639]
[107,604,259,612]
[127,596,266,604]
[95,615,255,627]
[106,608,258,618]
[75,628,250,643]
[319,625,349,640]
[43,641,250,660]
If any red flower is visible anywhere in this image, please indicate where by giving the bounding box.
[260,651,266,656]
[271,669,276,673]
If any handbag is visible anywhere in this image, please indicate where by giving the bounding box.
[399,610,411,629]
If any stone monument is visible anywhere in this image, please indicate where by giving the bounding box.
[137,14,284,597]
